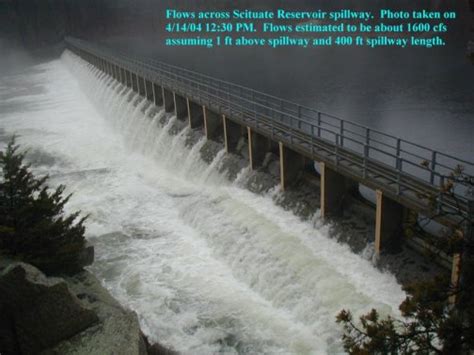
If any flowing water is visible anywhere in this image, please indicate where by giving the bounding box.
[0,51,406,354]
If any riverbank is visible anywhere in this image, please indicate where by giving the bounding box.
[0,257,175,355]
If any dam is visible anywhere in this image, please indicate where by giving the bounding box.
[66,37,473,271]
[1,0,474,350]
[1,31,472,352]
[0,45,411,353]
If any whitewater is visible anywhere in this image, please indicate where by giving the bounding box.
[0,51,406,354]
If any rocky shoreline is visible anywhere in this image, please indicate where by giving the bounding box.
[0,258,176,355]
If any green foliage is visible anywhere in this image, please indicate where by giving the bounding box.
[0,137,87,274]
[336,164,474,354]
[337,259,474,353]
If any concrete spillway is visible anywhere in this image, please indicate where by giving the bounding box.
[0,51,406,354]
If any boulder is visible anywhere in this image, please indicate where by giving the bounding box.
[142,332,178,355]
[0,263,99,354]
[76,242,95,269]
[46,270,150,355]
[0,260,175,355]
[29,241,95,276]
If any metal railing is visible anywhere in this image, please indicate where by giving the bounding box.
[65,37,474,223]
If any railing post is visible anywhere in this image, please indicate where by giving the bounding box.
[393,138,401,194]
[282,100,287,127]
[340,120,344,147]
[290,117,294,145]
[396,159,402,195]
[363,144,369,178]
[396,139,401,162]
[438,175,445,214]
[335,134,339,165]
[270,117,273,139]
[227,87,230,114]
[317,112,321,137]
[252,91,257,123]
[430,151,437,185]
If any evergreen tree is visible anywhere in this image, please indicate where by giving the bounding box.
[0,138,87,274]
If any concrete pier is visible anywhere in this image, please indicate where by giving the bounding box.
[279,143,305,190]
[173,93,187,120]
[138,76,146,97]
[145,80,154,102]
[112,65,117,80]
[162,88,174,113]
[320,162,358,218]
[135,74,140,94]
[203,106,223,141]
[247,127,269,170]
[120,68,126,85]
[187,99,204,129]
[375,190,405,255]
[153,83,163,106]
[131,73,138,92]
[223,115,241,153]
[126,70,132,88]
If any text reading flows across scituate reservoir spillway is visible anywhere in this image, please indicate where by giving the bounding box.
[166,9,374,21]
[166,9,445,21]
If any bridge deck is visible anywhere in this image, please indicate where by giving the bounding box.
[65,37,474,227]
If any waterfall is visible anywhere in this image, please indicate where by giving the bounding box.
[0,50,407,354]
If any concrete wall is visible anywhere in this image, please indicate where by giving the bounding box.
[162,88,174,113]
[247,128,269,170]
[320,163,358,219]
[153,84,163,106]
[187,99,204,129]
[223,115,242,154]
[375,190,405,255]
[138,76,146,97]
[173,93,187,120]
[279,143,305,191]
[145,80,154,102]
[203,106,223,141]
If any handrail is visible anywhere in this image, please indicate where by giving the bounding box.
[65,37,474,221]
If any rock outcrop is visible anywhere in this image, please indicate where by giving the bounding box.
[0,263,98,354]
[0,260,171,355]
[48,270,148,355]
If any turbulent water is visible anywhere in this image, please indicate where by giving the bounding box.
[0,52,406,354]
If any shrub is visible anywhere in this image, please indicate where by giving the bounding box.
[0,138,88,274]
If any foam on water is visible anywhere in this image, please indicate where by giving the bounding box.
[0,51,406,354]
